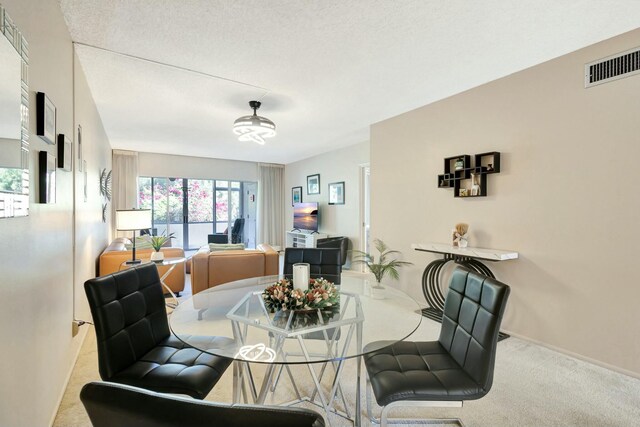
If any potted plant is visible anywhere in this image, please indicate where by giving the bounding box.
[353,238,413,288]
[147,232,175,261]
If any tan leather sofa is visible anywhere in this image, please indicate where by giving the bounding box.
[99,238,186,294]
[191,244,279,294]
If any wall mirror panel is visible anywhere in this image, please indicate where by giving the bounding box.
[0,4,29,218]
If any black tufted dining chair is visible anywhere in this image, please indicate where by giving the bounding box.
[81,381,325,427]
[84,263,233,399]
[363,266,510,426]
[283,247,342,284]
[316,236,350,266]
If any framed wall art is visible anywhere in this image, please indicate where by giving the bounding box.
[36,92,56,145]
[292,186,302,206]
[38,151,56,203]
[328,181,345,205]
[57,134,72,171]
[307,174,320,195]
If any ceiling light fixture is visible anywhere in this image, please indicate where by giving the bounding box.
[233,101,276,145]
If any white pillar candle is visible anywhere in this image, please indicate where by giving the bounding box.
[293,263,310,288]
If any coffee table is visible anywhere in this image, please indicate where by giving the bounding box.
[169,275,422,426]
[119,256,186,308]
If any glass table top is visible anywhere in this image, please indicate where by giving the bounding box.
[169,275,422,364]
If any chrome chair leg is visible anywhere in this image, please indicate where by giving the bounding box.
[366,372,376,425]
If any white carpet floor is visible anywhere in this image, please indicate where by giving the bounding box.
[53,276,640,427]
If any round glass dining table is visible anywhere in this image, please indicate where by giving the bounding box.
[170,274,422,363]
[169,274,422,426]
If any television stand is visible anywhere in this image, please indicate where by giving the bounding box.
[285,231,327,248]
[291,228,302,232]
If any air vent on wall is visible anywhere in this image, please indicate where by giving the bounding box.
[585,47,640,88]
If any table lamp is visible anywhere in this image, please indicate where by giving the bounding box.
[116,209,152,264]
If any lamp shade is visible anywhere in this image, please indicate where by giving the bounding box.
[116,209,152,231]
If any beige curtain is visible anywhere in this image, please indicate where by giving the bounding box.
[258,163,285,247]
[112,150,139,236]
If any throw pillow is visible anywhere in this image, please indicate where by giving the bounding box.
[209,243,245,252]
[124,236,154,250]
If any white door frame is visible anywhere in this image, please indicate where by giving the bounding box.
[359,163,371,273]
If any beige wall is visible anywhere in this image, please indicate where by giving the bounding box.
[73,51,113,321]
[0,1,112,425]
[138,151,259,182]
[284,141,369,266]
[371,29,640,376]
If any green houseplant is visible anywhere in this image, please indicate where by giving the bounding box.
[146,232,174,261]
[353,238,413,287]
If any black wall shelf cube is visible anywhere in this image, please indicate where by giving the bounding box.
[438,152,501,198]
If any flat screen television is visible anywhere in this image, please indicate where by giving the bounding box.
[293,202,319,232]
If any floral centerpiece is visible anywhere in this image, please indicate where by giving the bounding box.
[262,277,339,313]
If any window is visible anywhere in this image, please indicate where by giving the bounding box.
[138,176,254,250]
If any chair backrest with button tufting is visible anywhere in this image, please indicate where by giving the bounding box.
[438,267,510,392]
[283,247,342,284]
[85,264,169,380]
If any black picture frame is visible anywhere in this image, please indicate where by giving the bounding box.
[307,174,320,195]
[57,134,72,171]
[36,92,56,145]
[328,181,345,205]
[292,186,302,206]
[38,151,56,203]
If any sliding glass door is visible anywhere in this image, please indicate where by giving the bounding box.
[139,176,254,250]
[187,179,213,249]
[139,177,185,247]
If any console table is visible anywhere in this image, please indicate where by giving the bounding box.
[411,243,518,325]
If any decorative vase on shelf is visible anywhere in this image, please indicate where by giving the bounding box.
[454,157,464,171]
[150,251,164,261]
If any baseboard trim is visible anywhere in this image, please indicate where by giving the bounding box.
[48,326,89,427]
[502,329,640,380]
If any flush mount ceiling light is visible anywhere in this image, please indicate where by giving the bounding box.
[233,100,276,145]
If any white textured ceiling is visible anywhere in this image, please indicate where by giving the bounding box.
[59,0,640,164]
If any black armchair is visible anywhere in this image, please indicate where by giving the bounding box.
[363,266,510,426]
[230,218,245,244]
[80,381,325,427]
[283,247,342,284]
[316,236,349,266]
[84,263,233,399]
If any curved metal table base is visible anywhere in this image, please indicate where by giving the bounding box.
[420,254,509,341]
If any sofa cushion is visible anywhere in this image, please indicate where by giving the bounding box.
[99,242,186,294]
[191,244,278,295]
[124,237,155,250]
[208,243,245,252]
